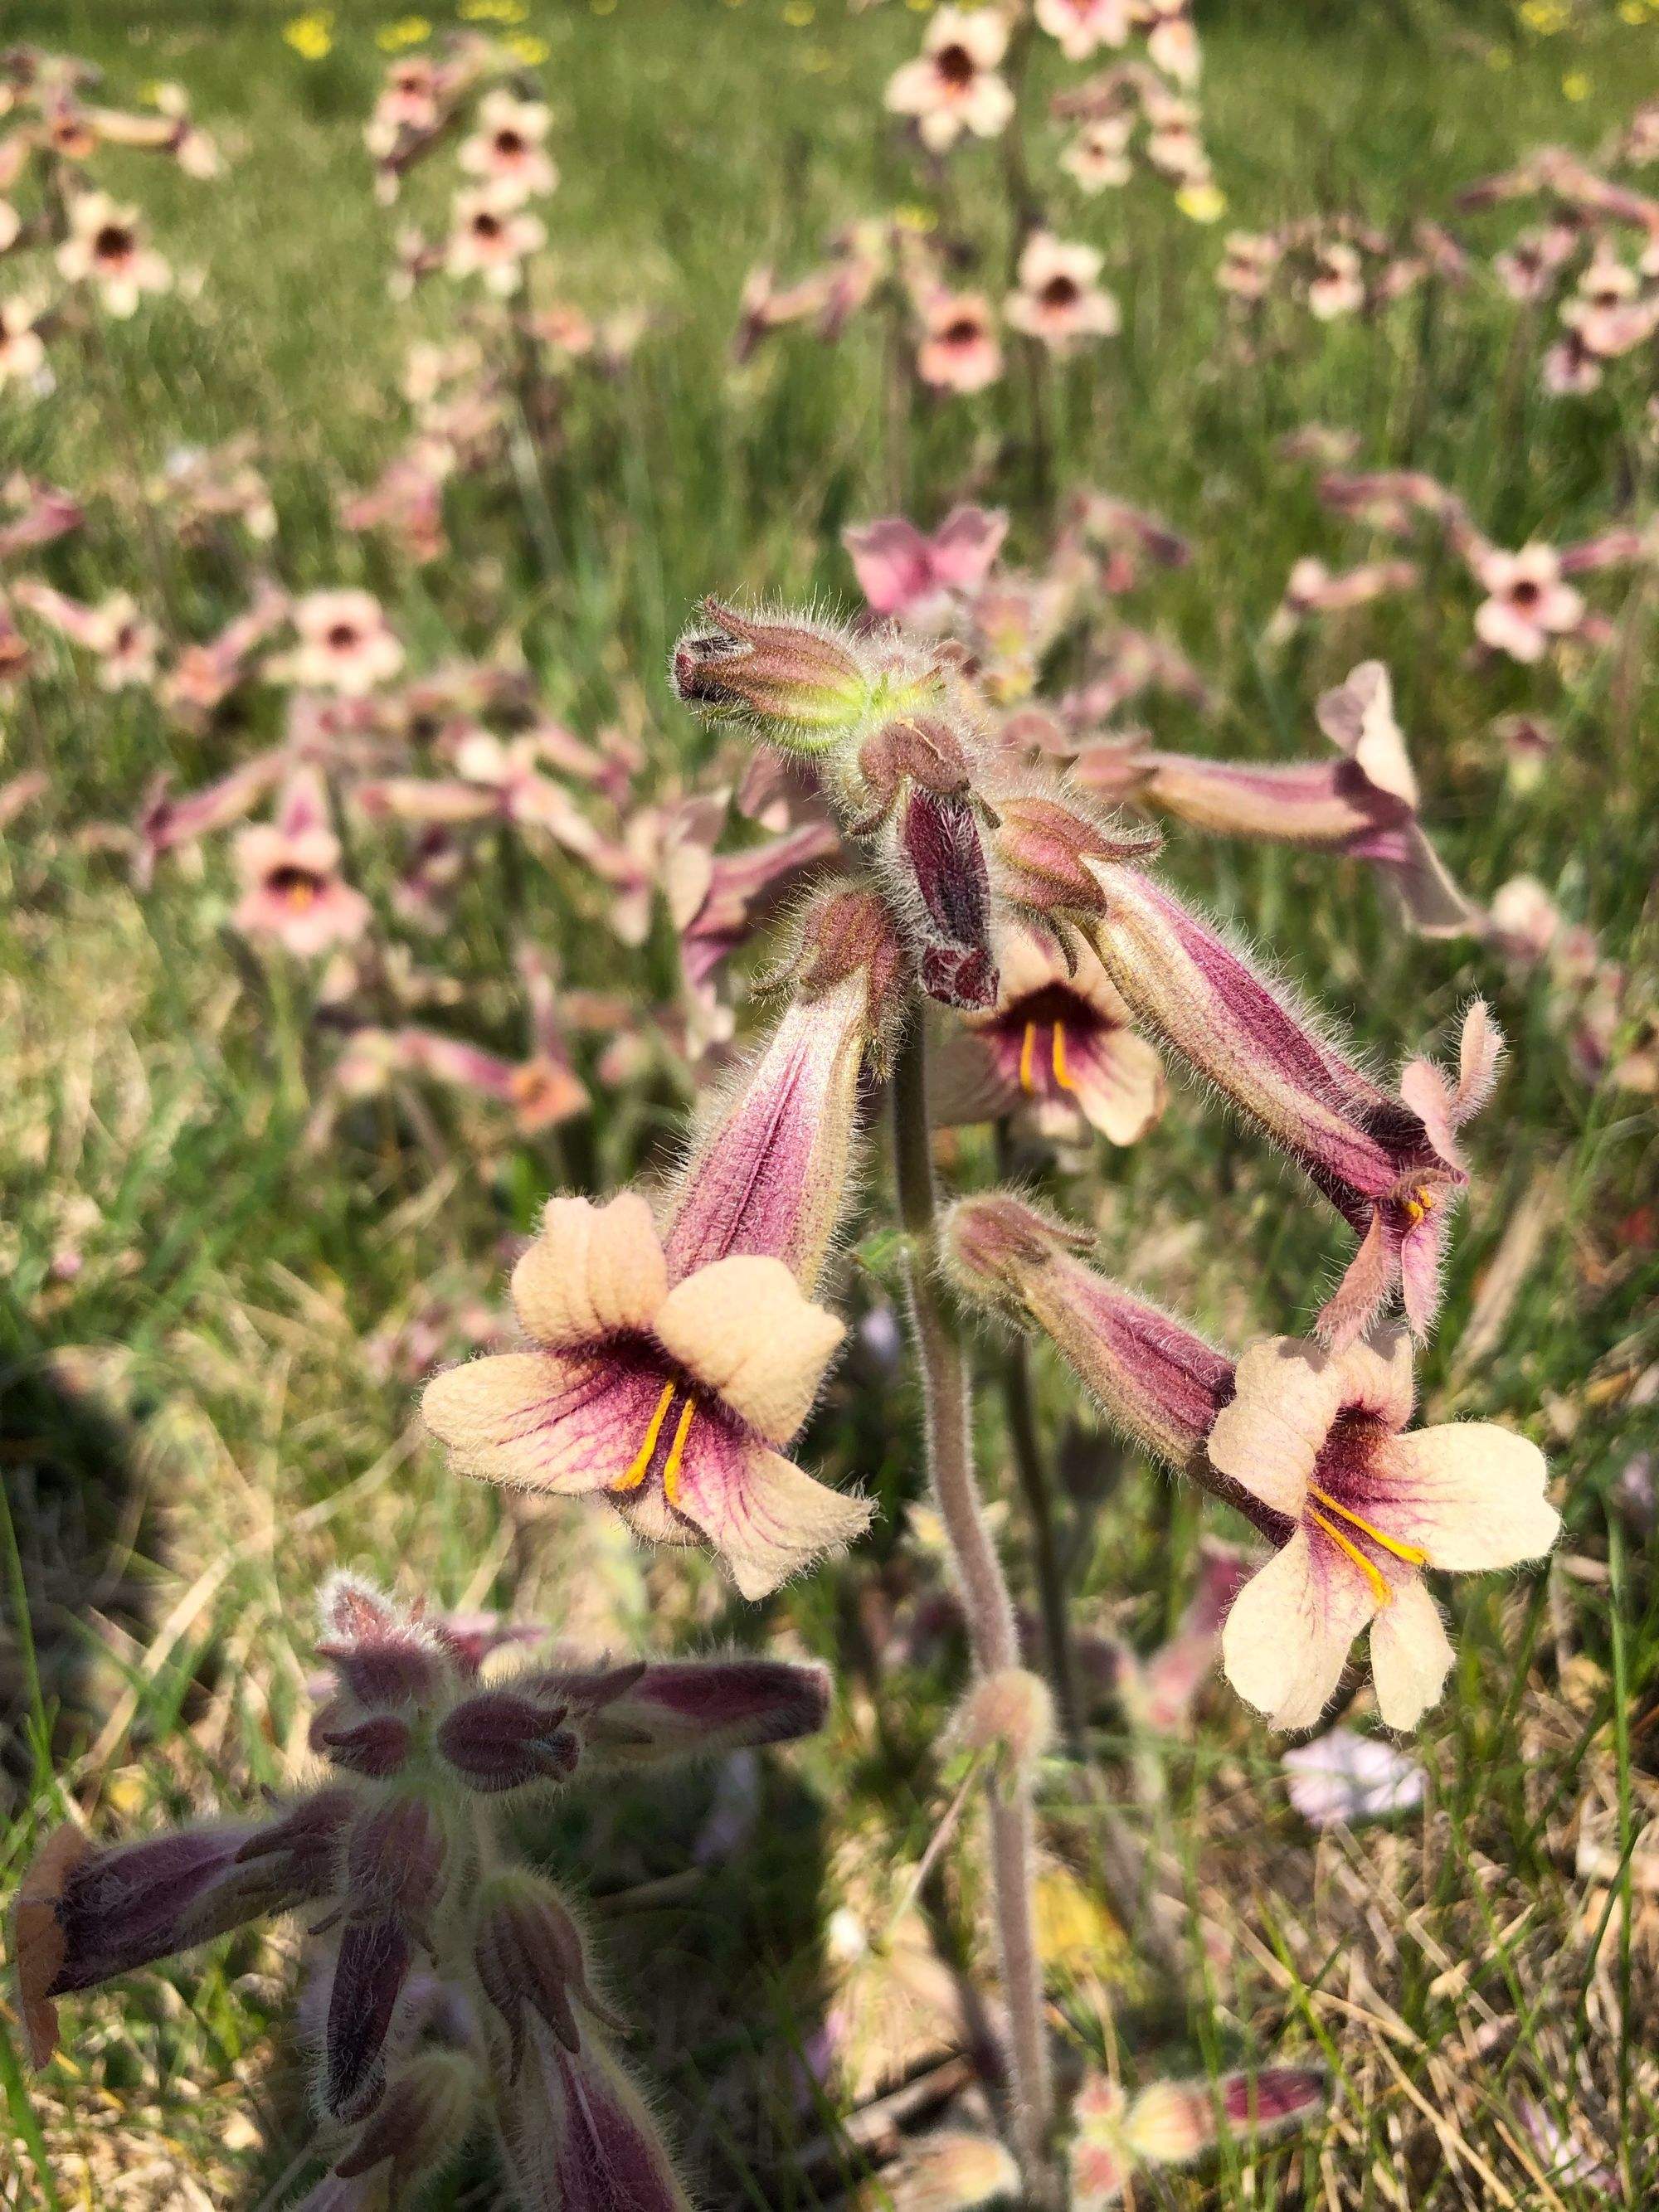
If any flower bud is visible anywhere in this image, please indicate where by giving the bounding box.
[990,792,1159,921]
[311,1709,414,1780]
[342,1791,450,1923]
[316,1573,448,1712]
[860,2130,1021,2210]
[472,1872,616,2075]
[324,1911,413,2123]
[954,1667,1055,1775]
[897,785,999,1010]
[435,1689,580,1793]
[853,712,972,833]
[769,881,910,1065]
[332,2046,481,2189]
[672,600,869,744]
[562,1655,832,1766]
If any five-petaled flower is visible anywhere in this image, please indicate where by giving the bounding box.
[424,980,877,1595]
[884,4,1015,154]
[1472,543,1585,664]
[1214,1328,1559,1730]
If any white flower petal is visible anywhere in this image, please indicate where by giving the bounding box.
[654,1254,844,1444]
[1381,1423,1559,1570]
[512,1192,668,1348]
[1369,1576,1454,1729]
[1221,1529,1374,1733]
[1206,1337,1343,1517]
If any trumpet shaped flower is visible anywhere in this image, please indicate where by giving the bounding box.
[424,980,876,1594]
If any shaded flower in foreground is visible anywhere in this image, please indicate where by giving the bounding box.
[424,975,881,1594]
[13,1578,827,2202]
[946,1196,1558,1732]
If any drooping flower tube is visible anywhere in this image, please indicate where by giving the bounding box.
[947,1195,1559,1733]
[424,972,880,1595]
[1076,852,1502,1346]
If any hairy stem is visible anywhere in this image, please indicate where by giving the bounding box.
[890,1017,1056,2204]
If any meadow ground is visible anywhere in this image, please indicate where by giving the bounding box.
[1,0,1657,2206]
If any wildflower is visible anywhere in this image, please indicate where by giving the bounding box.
[843,504,1008,628]
[1492,222,1576,304]
[1071,2067,1326,2209]
[1061,113,1134,193]
[1307,240,1365,320]
[1005,232,1120,352]
[1560,246,1657,357]
[233,768,372,957]
[1217,229,1280,302]
[884,5,1015,154]
[291,588,405,695]
[1214,1330,1558,1729]
[284,10,335,59]
[0,294,46,386]
[915,287,1005,392]
[374,55,441,132]
[1472,543,1584,663]
[1282,1727,1427,1827]
[11,581,158,689]
[457,87,557,205]
[939,921,1165,1145]
[423,977,880,1595]
[1143,0,1201,85]
[1267,554,1418,639]
[1036,0,1132,62]
[1095,662,1478,937]
[1078,851,1504,1344]
[445,184,546,293]
[55,192,170,317]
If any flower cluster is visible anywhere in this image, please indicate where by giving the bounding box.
[13,1577,830,2206]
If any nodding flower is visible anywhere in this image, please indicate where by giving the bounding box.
[946,1197,1559,1734]
[424,975,880,1596]
[1077,853,1502,1346]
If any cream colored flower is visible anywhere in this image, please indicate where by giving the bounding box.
[1005,232,1120,352]
[1213,1330,1558,1731]
[885,6,1014,154]
[56,192,170,318]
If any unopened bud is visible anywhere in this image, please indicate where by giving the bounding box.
[435,1689,580,1794]
[859,2129,1020,2210]
[343,1792,450,1924]
[954,1667,1055,1774]
[333,2046,481,2188]
[898,786,999,1010]
[312,1708,414,1780]
[943,1193,1091,1305]
[672,600,868,743]
[473,1871,614,2076]
[992,793,1159,920]
[854,713,972,833]
[777,882,909,1059]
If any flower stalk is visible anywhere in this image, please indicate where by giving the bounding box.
[889,1015,1057,2205]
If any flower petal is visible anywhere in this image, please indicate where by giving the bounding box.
[1375,1423,1559,1570]
[1369,1576,1454,1730]
[670,1430,872,1599]
[423,1350,664,1495]
[1221,1527,1374,1733]
[511,1194,667,1349]
[1206,1339,1344,1517]
[1065,1027,1165,1145]
[653,1255,844,1444]
[1334,1324,1414,1429]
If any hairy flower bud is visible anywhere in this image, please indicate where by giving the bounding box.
[332,2045,482,2190]
[673,600,869,743]
[435,1689,581,1793]
[990,791,1159,921]
[473,1870,611,2073]
[954,1667,1056,1774]
[549,1655,833,1765]
[897,785,1000,1010]
[311,1709,415,1779]
[769,881,910,1065]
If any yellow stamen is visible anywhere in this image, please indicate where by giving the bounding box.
[1402,1184,1438,1227]
[614,1380,675,1493]
[1306,1507,1393,1607]
[1051,1022,1074,1093]
[1307,1483,1429,1567]
[1019,1021,1037,1095]
[661,1398,697,1506]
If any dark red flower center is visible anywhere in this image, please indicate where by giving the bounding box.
[937,41,976,88]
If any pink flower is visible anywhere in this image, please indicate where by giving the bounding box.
[1282,1727,1427,1827]
[457,88,557,205]
[0,294,46,386]
[1062,114,1135,193]
[1071,2067,1325,2208]
[1560,247,1657,357]
[1472,544,1584,663]
[56,191,169,317]
[941,922,1165,1145]
[1267,554,1418,637]
[1492,223,1576,304]
[11,581,158,689]
[1214,1329,1558,1729]
[291,588,405,695]
[1079,853,1504,1344]
[445,184,545,293]
[843,504,1008,627]
[1005,232,1120,352]
[423,982,878,1596]
[1307,241,1365,320]
[1036,0,1133,62]
[916,287,1005,392]
[233,769,372,957]
[885,6,1015,154]
[1218,229,1281,302]
[1144,0,1201,86]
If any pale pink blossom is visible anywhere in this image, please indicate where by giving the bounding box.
[1472,544,1584,663]
[233,770,372,957]
[291,590,405,696]
[1492,224,1575,304]
[1005,232,1120,352]
[1282,1728,1427,1826]
[56,191,169,317]
[1036,0,1133,63]
[915,288,1004,391]
[1560,248,1658,358]
[1214,1330,1558,1730]
[1144,0,1200,85]
[0,294,46,386]
[843,504,1007,627]
[1217,230,1279,303]
[1307,241,1365,320]
[457,88,557,206]
[1061,114,1134,193]
[885,7,1015,155]
[445,185,545,294]
[11,581,158,689]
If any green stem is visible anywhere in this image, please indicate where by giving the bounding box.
[889,1018,1057,2205]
